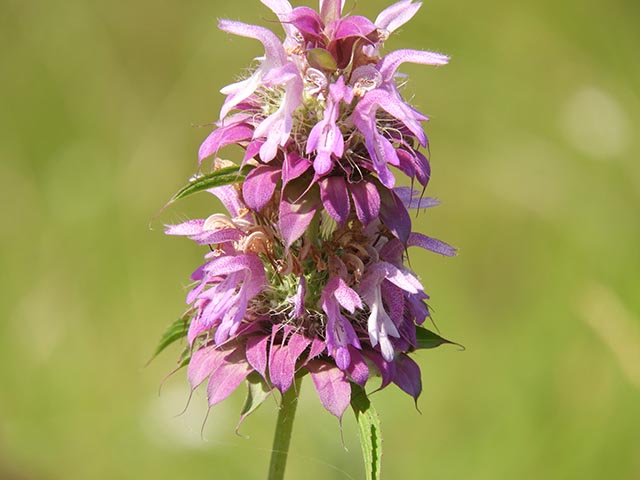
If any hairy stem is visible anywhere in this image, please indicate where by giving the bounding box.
[267,376,302,480]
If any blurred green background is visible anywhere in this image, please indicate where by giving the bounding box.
[1,0,639,478]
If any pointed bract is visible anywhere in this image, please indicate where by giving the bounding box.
[308,360,351,418]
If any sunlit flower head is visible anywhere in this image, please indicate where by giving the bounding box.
[163,0,454,420]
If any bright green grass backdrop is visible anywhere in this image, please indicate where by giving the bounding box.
[1,0,639,478]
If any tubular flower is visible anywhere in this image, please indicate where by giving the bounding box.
[163,0,454,421]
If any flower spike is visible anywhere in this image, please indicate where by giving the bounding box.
[161,0,455,452]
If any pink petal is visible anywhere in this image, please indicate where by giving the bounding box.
[319,0,343,24]
[379,188,411,244]
[190,228,243,246]
[198,123,253,163]
[381,282,404,324]
[260,0,296,45]
[269,344,290,393]
[207,185,246,218]
[378,237,403,264]
[393,186,440,210]
[309,137,335,175]
[278,181,320,248]
[359,88,426,146]
[187,345,227,389]
[393,353,422,402]
[380,262,422,294]
[377,49,449,84]
[307,360,351,418]
[245,335,269,378]
[202,254,260,280]
[335,347,350,371]
[375,0,422,33]
[218,20,287,66]
[408,232,457,256]
[242,165,280,211]
[260,0,294,21]
[253,63,303,162]
[413,150,431,186]
[346,348,369,386]
[243,139,264,165]
[396,149,416,179]
[187,315,207,346]
[320,176,350,225]
[286,7,323,40]
[306,338,326,361]
[206,349,253,406]
[333,277,362,313]
[283,151,312,185]
[269,333,311,392]
[332,16,376,40]
[350,181,380,226]
[362,350,396,389]
[220,74,263,118]
[165,219,205,236]
[217,20,288,118]
[287,332,312,361]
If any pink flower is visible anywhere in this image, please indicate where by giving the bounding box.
[163,0,454,421]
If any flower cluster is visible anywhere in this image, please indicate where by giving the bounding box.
[165,0,454,419]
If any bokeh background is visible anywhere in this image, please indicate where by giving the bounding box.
[1,0,639,478]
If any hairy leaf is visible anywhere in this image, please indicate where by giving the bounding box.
[351,383,382,480]
[149,316,190,362]
[237,373,272,433]
[177,347,191,370]
[415,326,463,350]
[169,165,252,203]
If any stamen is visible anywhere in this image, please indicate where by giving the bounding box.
[350,65,383,97]
[304,67,329,97]
[203,213,236,231]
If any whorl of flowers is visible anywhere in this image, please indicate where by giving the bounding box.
[164,0,455,420]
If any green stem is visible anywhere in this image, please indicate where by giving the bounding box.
[267,376,302,480]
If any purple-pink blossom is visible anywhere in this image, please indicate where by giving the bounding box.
[164,0,453,420]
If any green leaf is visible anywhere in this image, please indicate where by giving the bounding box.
[351,383,382,480]
[176,347,191,370]
[169,165,252,203]
[306,48,337,71]
[149,316,190,363]
[236,373,272,433]
[415,326,463,350]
